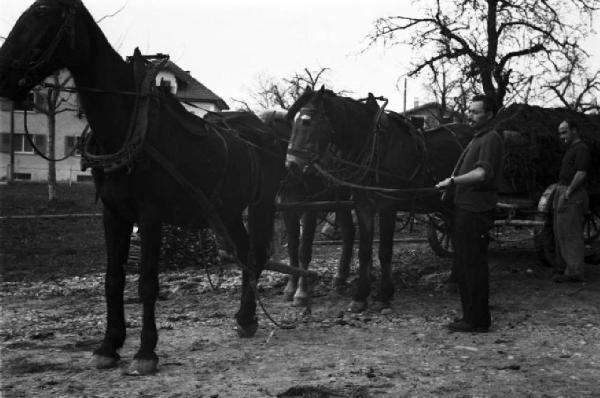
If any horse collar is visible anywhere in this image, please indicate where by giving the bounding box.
[81,58,169,173]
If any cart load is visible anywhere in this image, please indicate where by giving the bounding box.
[491,104,600,198]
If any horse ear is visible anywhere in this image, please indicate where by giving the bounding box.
[366,93,378,111]
[133,47,142,57]
[319,85,325,93]
[304,85,312,93]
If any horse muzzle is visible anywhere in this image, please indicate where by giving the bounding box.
[285,153,311,174]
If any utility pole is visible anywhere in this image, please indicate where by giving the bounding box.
[403,78,407,112]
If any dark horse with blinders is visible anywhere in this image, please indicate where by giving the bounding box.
[262,111,355,307]
[0,0,307,375]
[286,87,463,312]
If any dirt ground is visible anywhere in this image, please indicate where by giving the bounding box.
[1,184,600,397]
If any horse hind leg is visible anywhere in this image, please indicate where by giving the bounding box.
[333,208,354,292]
[128,218,161,375]
[282,211,300,302]
[226,215,257,337]
[293,211,317,307]
[92,208,132,369]
[349,203,375,313]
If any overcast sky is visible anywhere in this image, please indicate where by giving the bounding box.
[1,0,599,111]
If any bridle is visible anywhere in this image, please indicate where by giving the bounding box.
[286,106,335,166]
[11,1,79,89]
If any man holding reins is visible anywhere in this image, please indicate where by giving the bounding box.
[436,94,504,333]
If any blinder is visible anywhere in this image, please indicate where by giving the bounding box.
[287,105,336,169]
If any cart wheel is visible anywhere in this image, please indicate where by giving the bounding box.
[584,208,600,245]
[427,212,453,258]
[533,212,555,267]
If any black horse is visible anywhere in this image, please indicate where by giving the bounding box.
[286,87,463,312]
[0,0,302,375]
[262,111,355,307]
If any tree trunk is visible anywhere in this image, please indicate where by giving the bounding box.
[47,113,57,201]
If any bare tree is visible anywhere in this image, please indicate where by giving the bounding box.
[31,71,79,200]
[369,0,600,107]
[233,67,334,112]
[542,59,600,112]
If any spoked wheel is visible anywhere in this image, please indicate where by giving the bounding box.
[533,212,555,267]
[427,212,453,258]
[584,208,600,245]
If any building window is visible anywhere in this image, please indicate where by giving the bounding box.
[13,92,35,112]
[0,133,46,154]
[65,135,82,156]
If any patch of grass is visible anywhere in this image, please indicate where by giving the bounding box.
[1,182,104,282]
[0,181,100,216]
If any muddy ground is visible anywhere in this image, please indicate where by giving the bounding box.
[1,183,600,397]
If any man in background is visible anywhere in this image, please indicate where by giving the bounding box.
[552,120,590,283]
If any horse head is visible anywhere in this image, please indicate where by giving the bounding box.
[0,0,92,100]
[286,86,379,175]
[285,86,336,174]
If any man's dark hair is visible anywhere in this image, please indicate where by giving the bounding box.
[472,94,499,115]
[562,119,580,133]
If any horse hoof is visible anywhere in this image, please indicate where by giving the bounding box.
[236,320,258,338]
[348,300,367,313]
[283,291,295,302]
[126,359,158,376]
[90,354,119,369]
[371,301,390,312]
[292,295,310,307]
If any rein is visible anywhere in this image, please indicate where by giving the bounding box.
[312,163,440,196]
[22,108,87,161]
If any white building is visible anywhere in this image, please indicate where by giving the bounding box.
[0,56,228,182]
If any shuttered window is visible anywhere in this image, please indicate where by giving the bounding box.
[0,133,47,154]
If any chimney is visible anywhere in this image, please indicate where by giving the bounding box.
[413,98,419,108]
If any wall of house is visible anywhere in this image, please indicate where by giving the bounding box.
[0,98,91,182]
[184,102,219,117]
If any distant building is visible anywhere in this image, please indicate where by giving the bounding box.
[0,57,228,182]
[403,101,462,130]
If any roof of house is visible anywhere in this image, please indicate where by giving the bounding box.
[161,60,229,110]
[127,52,229,110]
[403,101,450,116]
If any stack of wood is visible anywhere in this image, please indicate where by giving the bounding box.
[491,104,600,197]
[128,226,220,271]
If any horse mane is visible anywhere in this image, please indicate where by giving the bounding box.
[321,91,379,151]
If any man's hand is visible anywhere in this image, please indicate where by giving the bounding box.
[436,177,453,190]
[565,188,571,200]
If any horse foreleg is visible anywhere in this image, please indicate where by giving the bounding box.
[333,208,355,291]
[129,218,161,375]
[92,208,132,369]
[374,207,396,310]
[282,211,300,302]
[293,211,317,307]
[349,204,375,313]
